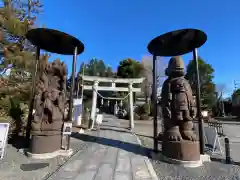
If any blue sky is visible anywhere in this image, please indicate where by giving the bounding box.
[37,0,240,97]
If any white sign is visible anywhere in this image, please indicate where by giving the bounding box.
[73,98,82,106]
[0,123,9,159]
[62,122,72,135]
[204,126,223,155]
[201,111,208,117]
[96,114,103,125]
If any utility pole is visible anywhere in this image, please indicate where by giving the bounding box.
[234,80,239,91]
[81,64,85,98]
[76,75,80,99]
[76,63,85,99]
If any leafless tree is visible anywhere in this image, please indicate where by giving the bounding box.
[141,55,167,102]
[216,83,227,98]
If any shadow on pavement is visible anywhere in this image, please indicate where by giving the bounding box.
[98,127,158,141]
[215,117,240,125]
[99,127,130,134]
[8,135,28,150]
[72,132,153,159]
[20,163,49,171]
[100,124,126,129]
[134,133,154,139]
[211,157,240,166]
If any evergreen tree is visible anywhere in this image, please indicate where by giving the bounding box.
[185,57,216,110]
[0,0,43,117]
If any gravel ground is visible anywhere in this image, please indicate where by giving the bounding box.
[139,135,240,179]
[117,118,240,179]
[0,128,97,180]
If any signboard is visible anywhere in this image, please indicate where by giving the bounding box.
[0,123,9,159]
[194,123,223,156]
[204,126,223,155]
[62,122,72,135]
[96,114,103,125]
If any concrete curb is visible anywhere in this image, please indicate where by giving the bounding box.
[26,149,73,160]
[133,133,159,180]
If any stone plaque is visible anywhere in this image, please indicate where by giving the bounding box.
[63,122,72,135]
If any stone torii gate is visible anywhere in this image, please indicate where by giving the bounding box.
[81,75,145,130]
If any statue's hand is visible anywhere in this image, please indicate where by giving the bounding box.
[190,108,196,118]
[44,99,52,111]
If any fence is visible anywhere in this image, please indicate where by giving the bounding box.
[207,121,225,137]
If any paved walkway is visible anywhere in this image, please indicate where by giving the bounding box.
[47,115,158,180]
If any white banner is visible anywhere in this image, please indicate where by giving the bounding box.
[0,123,9,160]
[73,98,83,126]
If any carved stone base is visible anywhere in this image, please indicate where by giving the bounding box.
[151,152,210,168]
[159,153,202,168]
[26,149,73,159]
[162,140,200,161]
[30,134,61,154]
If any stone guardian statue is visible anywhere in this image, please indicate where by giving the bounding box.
[161,56,200,163]
[30,59,67,154]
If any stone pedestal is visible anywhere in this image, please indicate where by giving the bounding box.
[162,140,201,163]
[30,134,61,154]
[27,133,73,160]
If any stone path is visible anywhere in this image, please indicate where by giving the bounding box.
[47,114,158,180]
[0,131,95,180]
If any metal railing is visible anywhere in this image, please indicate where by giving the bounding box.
[208,121,225,137]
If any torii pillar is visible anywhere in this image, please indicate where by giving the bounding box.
[90,80,99,128]
[128,83,134,130]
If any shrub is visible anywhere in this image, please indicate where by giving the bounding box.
[82,110,90,127]
[84,100,92,111]
[140,113,149,120]
[140,103,150,115]
[134,106,141,114]
[8,99,26,139]
[122,99,129,111]
[134,113,140,120]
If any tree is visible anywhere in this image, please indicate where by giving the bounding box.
[215,83,228,116]
[116,58,144,105]
[117,58,144,79]
[76,58,114,86]
[0,0,43,117]
[69,58,115,98]
[185,57,216,110]
[77,58,109,76]
[233,88,240,96]
[0,0,43,79]
[0,0,45,140]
